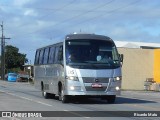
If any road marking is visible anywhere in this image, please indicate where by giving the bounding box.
[0,90,53,107]
[36,101,52,107]
[63,109,69,111]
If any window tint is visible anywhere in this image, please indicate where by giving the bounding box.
[43,47,50,64]
[58,46,63,62]
[35,50,40,64]
[55,45,63,63]
[54,46,59,63]
[65,40,120,69]
[39,49,44,64]
[48,46,55,64]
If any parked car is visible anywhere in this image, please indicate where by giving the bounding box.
[7,73,18,82]
[17,74,29,82]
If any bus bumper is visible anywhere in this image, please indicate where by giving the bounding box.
[65,86,121,96]
[65,79,121,96]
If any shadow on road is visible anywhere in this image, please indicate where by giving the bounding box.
[50,96,156,104]
[116,97,156,104]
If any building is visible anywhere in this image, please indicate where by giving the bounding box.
[115,41,160,90]
[23,64,34,77]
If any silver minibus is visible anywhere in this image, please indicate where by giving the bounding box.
[34,33,123,103]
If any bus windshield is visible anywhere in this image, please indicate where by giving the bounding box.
[65,39,120,69]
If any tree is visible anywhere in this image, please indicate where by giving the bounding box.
[5,45,28,72]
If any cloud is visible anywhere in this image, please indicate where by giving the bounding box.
[1,0,160,63]
[24,9,37,16]
[13,0,34,6]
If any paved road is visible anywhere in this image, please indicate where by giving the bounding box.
[0,80,160,120]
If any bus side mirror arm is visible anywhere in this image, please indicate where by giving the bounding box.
[119,54,124,65]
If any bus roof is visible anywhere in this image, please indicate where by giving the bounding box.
[36,33,113,50]
[65,33,113,41]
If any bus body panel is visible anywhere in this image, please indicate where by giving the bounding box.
[65,66,121,96]
[34,33,122,103]
[34,64,64,95]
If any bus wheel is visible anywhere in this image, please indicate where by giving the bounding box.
[42,91,50,99]
[41,85,50,99]
[106,95,116,103]
[59,87,69,103]
[50,94,55,99]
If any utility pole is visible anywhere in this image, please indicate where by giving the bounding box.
[1,22,10,80]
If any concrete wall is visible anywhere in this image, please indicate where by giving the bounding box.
[118,48,154,90]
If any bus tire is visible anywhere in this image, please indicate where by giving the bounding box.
[41,84,50,99]
[50,94,56,99]
[106,95,116,103]
[42,91,50,99]
[59,87,69,103]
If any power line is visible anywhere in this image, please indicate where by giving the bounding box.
[0,1,76,11]
[47,0,141,37]
[0,2,139,13]
[68,0,141,28]
[13,0,77,29]
[43,0,142,39]
[11,0,141,41]
[13,0,115,39]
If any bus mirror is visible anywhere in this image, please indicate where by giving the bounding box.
[119,54,124,63]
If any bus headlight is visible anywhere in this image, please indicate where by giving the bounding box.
[66,76,79,81]
[70,86,75,90]
[69,86,83,91]
[113,76,122,81]
[115,86,120,91]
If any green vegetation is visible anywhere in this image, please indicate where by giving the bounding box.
[5,45,28,73]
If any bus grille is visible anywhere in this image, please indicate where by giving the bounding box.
[85,86,107,91]
[82,77,109,91]
[82,77,109,83]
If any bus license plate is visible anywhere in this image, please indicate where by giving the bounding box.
[91,83,102,88]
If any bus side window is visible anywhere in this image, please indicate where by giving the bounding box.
[54,46,59,63]
[43,47,50,64]
[35,50,40,64]
[39,49,44,64]
[58,46,63,62]
[48,46,55,64]
[55,45,63,64]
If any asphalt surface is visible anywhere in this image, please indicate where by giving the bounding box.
[0,80,160,120]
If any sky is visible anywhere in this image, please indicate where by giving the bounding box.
[0,0,160,64]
